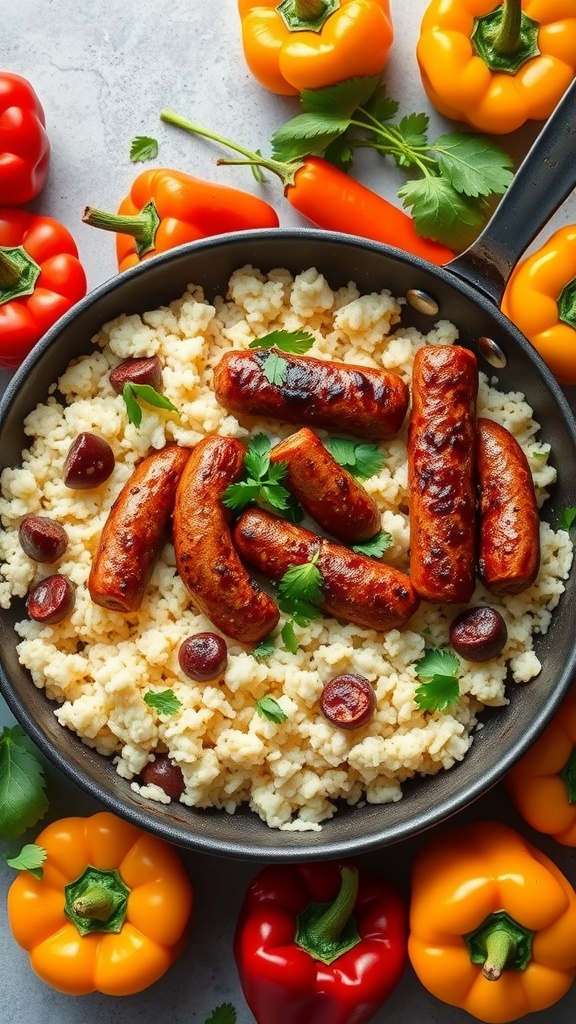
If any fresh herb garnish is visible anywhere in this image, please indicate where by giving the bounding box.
[559,507,576,532]
[0,726,49,840]
[256,695,288,724]
[281,619,300,654]
[204,1005,237,1024]
[414,648,461,713]
[6,843,47,880]
[249,328,316,386]
[222,433,301,519]
[325,437,386,480]
[271,77,514,249]
[352,531,392,558]
[130,135,159,162]
[122,382,179,427]
[277,552,324,626]
[143,689,183,716]
[252,634,276,660]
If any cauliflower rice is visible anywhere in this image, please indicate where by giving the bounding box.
[0,265,573,831]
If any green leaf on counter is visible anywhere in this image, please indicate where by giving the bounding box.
[144,689,183,716]
[204,1004,237,1024]
[256,695,288,724]
[130,135,159,162]
[0,726,49,840]
[6,843,47,880]
[431,132,514,198]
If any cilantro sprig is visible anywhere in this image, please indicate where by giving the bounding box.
[204,1005,237,1024]
[130,135,159,162]
[223,433,302,520]
[559,507,576,532]
[6,843,47,880]
[256,695,288,724]
[122,382,179,427]
[352,532,392,558]
[0,726,49,840]
[414,648,461,713]
[249,328,315,386]
[143,689,183,716]
[325,437,386,480]
[270,77,514,249]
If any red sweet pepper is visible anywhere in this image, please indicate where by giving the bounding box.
[0,207,87,369]
[0,72,50,205]
[234,861,407,1024]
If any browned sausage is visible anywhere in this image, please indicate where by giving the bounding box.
[232,508,420,632]
[476,417,540,595]
[89,444,190,612]
[269,427,381,543]
[408,344,478,604]
[173,436,279,645]
[214,349,409,440]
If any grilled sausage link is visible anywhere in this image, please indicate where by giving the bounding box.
[233,508,419,632]
[88,444,190,612]
[477,417,540,595]
[408,345,478,604]
[214,349,409,440]
[173,436,279,645]
[269,427,381,543]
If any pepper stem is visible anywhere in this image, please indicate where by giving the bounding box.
[64,866,130,936]
[0,246,41,305]
[558,279,576,334]
[464,910,534,980]
[277,0,339,33]
[82,199,160,257]
[471,0,540,74]
[295,866,361,965]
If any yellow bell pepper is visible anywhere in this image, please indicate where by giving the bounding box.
[408,820,576,1023]
[237,0,394,96]
[7,811,193,996]
[416,0,576,134]
[501,224,576,385]
[505,687,576,845]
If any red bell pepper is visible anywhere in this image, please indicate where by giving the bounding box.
[234,861,407,1024]
[0,73,50,205]
[0,208,87,369]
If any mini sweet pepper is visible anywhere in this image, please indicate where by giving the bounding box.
[238,0,394,96]
[0,72,50,204]
[7,811,193,996]
[83,166,280,272]
[0,207,87,369]
[416,0,576,134]
[501,224,576,385]
[408,820,576,1023]
[505,687,576,845]
[234,860,407,1024]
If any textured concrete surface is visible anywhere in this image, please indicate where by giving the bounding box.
[1,2,576,1021]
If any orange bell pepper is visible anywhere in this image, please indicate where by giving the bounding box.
[501,224,576,385]
[237,0,394,96]
[408,820,576,1023]
[7,811,193,996]
[416,0,576,134]
[505,687,576,845]
[82,167,280,272]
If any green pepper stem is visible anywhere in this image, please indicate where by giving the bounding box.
[558,279,576,334]
[482,927,516,981]
[493,0,521,54]
[64,866,130,936]
[471,0,540,74]
[294,0,325,18]
[277,0,340,32]
[0,248,20,289]
[82,199,160,257]
[295,866,362,965]
[464,910,534,978]
[307,866,358,945]
[0,246,41,305]
[73,884,117,922]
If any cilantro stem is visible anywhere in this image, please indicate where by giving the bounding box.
[349,111,439,175]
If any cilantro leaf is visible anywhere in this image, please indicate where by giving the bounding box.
[393,113,429,167]
[415,674,460,713]
[0,726,49,840]
[256,695,288,724]
[271,112,351,162]
[204,1005,237,1024]
[325,437,386,479]
[416,648,460,680]
[143,689,183,716]
[431,132,514,198]
[281,619,300,654]
[222,480,261,511]
[352,532,392,558]
[130,135,159,163]
[250,329,316,354]
[262,350,288,386]
[6,843,47,880]
[122,382,178,427]
[278,555,324,619]
[323,133,355,172]
[243,432,272,478]
[398,176,488,248]
[362,84,400,124]
[559,507,576,531]
[222,435,298,518]
[301,75,381,116]
[252,635,276,660]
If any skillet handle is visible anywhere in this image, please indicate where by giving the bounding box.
[446,77,576,306]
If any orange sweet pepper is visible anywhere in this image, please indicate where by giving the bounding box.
[505,687,576,845]
[416,0,576,134]
[82,167,279,272]
[7,811,193,996]
[501,224,576,385]
[408,820,576,1023]
[237,0,394,96]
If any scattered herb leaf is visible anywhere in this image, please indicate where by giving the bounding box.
[204,1006,237,1024]
[414,648,461,713]
[262,350,289,386]
[256,695,288,724]
[143,689,183,716]
[559,507,576,532]
[249,329,315,354]
[0,726,49,840]
[277,553,324,626]
[352,531,392,558]
[122,382,178,427]
[252,634,276,660]
[325,437,386,479]
[531,450,548,460]
[222,434,300,519]
[6,843,47,880]
[281,619,300,654]
[130,135,159,162]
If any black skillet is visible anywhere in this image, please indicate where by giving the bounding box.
[0,80,575,860]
